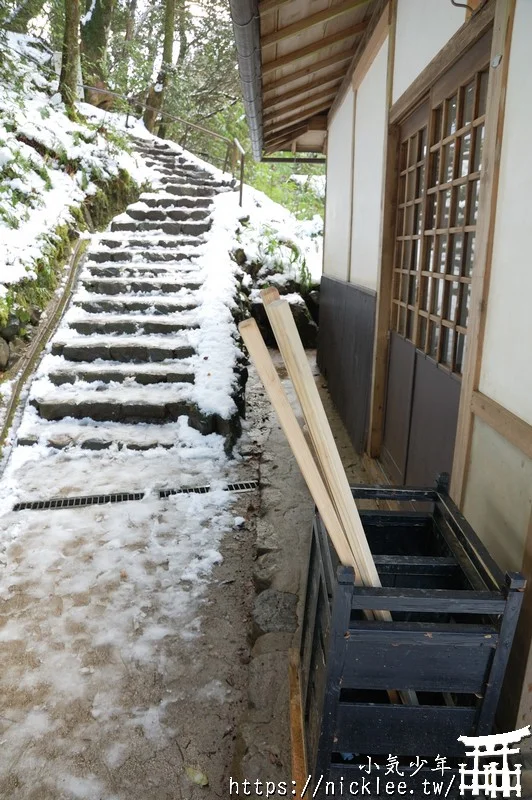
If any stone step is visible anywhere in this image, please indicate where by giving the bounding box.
[17,419,214,450]
[50,339,195,363]
[161,184,217,198]
[159,174,223,188]
[16,419,200,451]
[74,296,199,314]
[84,263,196,277]
[110,219,211,236]
[32,397,206,426]
[126,206,210,223]
[68,317,198,335]
[87,243,199,263]
[138,194,213,209]
[80,276,202,294]
[47,362,195,386]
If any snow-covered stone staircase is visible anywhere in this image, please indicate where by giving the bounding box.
[16,138,244,453]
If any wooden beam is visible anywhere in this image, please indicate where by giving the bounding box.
[262,0,370,48]
[329,0,390,121]
[259,0,294,13]
[390,0,495,125]
[264,86,339,123]
[264,126,310,152]
[366,0,397,457]
[450,0,516,506]
[263,69,346,110]
[262,24,366,76]
[471,391,532,461]
[263,51,353,95]
[264,103,332,137]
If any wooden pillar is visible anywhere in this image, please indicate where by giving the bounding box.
[367,0,397,458]
[450,0,516,505]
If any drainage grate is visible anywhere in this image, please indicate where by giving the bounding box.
[12,479,259,512]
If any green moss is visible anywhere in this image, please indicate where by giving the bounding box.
[0,169,141,337]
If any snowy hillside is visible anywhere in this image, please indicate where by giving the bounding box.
[0,34,150,298]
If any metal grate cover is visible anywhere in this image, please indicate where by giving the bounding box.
[13,480,259,512]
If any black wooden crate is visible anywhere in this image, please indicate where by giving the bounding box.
[300,478,525,797]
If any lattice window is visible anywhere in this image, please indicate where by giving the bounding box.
[391,66,489,376]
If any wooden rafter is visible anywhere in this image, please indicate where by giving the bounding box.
[328,0,390,120]
[264,85,339,123]
[264,127,310,153]
[263,70,345,111]
[264,123,311,148]
[264,103,332,138]
[259,0,294,13]
[263,51,353,95]
[264,116,327,146]
[262,23,366,76]
[262,0,370,47]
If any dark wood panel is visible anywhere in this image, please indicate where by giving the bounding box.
[406,354,461,486]
[381,332,416,482]
[334,704,477,755]
[317,276,376,453]
[343,631,494,693]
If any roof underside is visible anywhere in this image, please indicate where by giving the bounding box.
[230,0,380,159]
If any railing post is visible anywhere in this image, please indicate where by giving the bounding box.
[239,153,245,207]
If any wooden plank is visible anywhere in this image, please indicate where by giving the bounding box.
[329,0,390,121]
[389,0,496,125]
[262,24,366,76]
[450,0,516,505]
[470,390,532,460]
[264,116,327,148]
[349,586,506,613]
[288,650,306,792]
[335,704,477,755]
[342,631,495,693]
[263,51,353,95]
[262,2,369,48]
[238,319,356,566]
[262,297,382,589]
[368,124,400,458]
[259,0,294,13]
[263,85,340,123]
[264,124,310,150]
[263,70,346,111]
[264,103,333,137]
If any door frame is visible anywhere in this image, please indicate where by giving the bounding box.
[368,1,500,498]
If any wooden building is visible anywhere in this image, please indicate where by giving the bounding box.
[230,0,532,733]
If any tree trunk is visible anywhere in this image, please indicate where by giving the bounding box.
[143,0,176,133]
[59,0,81,113]
[6,0,47,33]
[124,0,137,42]
[80,0,115,106]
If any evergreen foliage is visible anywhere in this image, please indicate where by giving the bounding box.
[1,0,325,218]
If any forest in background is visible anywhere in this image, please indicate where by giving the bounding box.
[0,0,325,219]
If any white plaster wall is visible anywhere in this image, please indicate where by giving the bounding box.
[479,0,532,427]
[349,38,388,292]
[392,0,464,103]
[323,88,355,281]
[463,417,532,572]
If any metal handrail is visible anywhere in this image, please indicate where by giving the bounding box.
[2,41,247,205]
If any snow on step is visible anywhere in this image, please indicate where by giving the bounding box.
[139,193,214,208]
[16,417,202,451]
[110,218,212,237]
[74,295,199,314]
[80,276,203,294]
[126,205,211,223]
